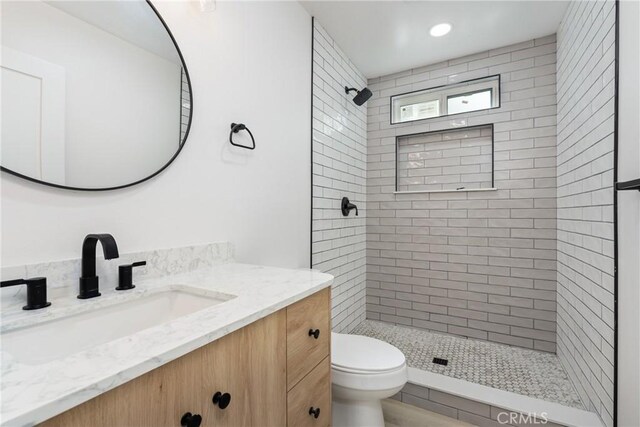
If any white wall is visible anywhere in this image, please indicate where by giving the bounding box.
[0,1,312,270]
[617,1,640,425]
[2,1,182,188]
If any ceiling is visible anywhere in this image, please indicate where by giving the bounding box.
[301,1,569,78]
[46,1,180,64]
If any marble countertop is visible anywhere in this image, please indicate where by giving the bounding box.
[0,263,333,426]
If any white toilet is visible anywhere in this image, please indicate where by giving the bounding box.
[331,333,408,427]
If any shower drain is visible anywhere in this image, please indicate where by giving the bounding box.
[432,357,449,366]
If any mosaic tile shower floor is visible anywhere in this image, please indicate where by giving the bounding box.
[351,320,584,409]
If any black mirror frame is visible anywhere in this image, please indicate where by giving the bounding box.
[0,0,193,192]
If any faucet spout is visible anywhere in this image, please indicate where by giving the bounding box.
[78,233,119,299]
[81,234,119,277]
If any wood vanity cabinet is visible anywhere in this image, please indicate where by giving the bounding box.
[40,288,331,427]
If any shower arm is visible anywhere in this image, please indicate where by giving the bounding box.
[345,87,359,94]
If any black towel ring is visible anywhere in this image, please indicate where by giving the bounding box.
[229,123,255,150]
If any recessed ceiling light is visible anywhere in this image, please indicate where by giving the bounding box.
[430,23,452,37]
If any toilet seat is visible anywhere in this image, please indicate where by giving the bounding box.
[332,333,406,373]
[331,333,407,392]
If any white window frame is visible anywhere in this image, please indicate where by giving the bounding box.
[390,75,500,125]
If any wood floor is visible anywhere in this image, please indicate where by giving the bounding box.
[382,399,473,427]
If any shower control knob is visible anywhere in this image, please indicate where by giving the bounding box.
[308,329,320,339]
[180,412,202,427]
[212,391,231,409]
[309,407,321,418]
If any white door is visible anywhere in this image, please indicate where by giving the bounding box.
[0,46,66,183]
[617,1,640,425]
[1,64,43,178]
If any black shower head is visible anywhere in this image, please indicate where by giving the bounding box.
[345,86,373,106]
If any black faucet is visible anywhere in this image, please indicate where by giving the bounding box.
[78,234,119,299]
[341,197,359,216]
[1,277,51,310]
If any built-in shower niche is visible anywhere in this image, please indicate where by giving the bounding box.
[395,125,494,193]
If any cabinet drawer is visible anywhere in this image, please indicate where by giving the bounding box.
[286,288,330,389]
[287,357,331,427]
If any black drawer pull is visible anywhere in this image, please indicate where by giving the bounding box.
[309,407,321,418]
[180,412,202,427]
[308,329,320,339]
[212,391,232,409]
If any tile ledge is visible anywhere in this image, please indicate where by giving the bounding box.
[394,188,498,194]
[407,367,604,427]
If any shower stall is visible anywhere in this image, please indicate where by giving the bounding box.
[310,1,617,425]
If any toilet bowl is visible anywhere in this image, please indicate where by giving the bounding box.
[331,333,408,427]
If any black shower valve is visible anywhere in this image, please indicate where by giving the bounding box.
[341,197,359,216]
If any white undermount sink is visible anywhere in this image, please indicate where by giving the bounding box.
[1,287,236,365]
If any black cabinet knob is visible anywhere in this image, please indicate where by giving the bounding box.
[180,412,202,427]
[212,391,231,409]
[309,407,321,419]
[308,329,320,339]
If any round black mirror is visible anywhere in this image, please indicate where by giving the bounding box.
[1,0,192,190]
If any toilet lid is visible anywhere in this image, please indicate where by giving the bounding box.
[332,333,406,373]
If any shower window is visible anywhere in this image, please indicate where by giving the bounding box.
[447,89,493,115]
[400,99,440,121]
[395,124,495,193]
[390,75,500,124]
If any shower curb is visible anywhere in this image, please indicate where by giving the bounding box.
[395,367,604,427]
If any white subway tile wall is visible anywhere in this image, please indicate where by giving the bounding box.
[397,125,494,192]
[311,20,368,333]
[556,1,616,426]
[366,35,559,352]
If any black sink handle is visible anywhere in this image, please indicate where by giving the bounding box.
[0,277,51,310]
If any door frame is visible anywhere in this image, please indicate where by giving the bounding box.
[613,0,640,425]
[613,1,619,424]
[1,46,66,183]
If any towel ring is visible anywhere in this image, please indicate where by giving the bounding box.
[229,123,255,150]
